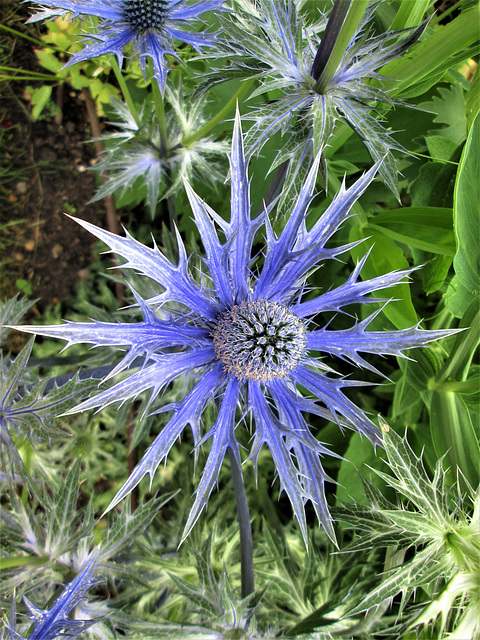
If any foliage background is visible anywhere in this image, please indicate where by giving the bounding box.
[0,0,479,638]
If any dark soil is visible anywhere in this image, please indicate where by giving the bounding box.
[1,1,108,313]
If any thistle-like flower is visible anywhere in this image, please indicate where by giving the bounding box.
[27,0,226,90]
[209,0,424,199]
[91,87,228,216]
[14,114,456,543]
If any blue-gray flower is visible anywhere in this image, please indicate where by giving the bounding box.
[27,0,226,90]
[15,113,456,543]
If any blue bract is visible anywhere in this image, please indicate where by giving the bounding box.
[27,0,226,90]
[15,113,456,544]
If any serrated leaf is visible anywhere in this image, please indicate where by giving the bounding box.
[421,84,467,145]
[100,493,175,558]
[375,430,443,515]
[167,572,219,616]
[0,297,35,346]
[51,459,81,541]
[346,544,445,616]
[381,509,441,538]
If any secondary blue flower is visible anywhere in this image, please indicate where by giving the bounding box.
[27,0,226,90]
[14,114,456,544]
[207,0,425,199]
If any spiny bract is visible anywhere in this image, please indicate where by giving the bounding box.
[14,112,456,544]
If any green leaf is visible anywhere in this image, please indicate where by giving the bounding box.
[392,370,424,421]
[437,299,480,383]
[29,85,53,120]
[368,206,455,256]
[390,0,430,30]
[430,301,480,488]
[420,84,467,145]
[403,348,444,393]
[349,227,418,329]
[383,7,480,98]
[51,459,81,541]
[422,254,452,295]
[452,112,480,299]
[430,391,479,489]
[445,275,475,318]
[346,545,445,616]
[425,135,458,161]
[381,510,442,538]
[375,429,444,515]
[35,48,64,74]
[466,64,480,132]
[336,433,390,506]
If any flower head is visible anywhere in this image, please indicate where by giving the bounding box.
[209,0,425,199]
[91,87,228,216]
[14,113,456,543]
[27,0,226,91]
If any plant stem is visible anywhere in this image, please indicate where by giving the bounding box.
[151,75,177,227]
[228,447,254,599]
[311,0,351,82]
[313,0,369,93]
[182,79,254,147]
[110,57,141,128]
[151,75,168,157]
[0,23,50,47]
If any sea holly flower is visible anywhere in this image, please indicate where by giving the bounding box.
[27,0,226,91]
[207,0,425,201]
[91,87,228,216]
[13,113,456,544]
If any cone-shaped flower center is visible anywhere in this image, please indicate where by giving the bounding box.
[213,300,307,382]
[122,0,170,34]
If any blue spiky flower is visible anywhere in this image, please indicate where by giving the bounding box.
[209,0,425,199]
[14,114,455,543]
[27,0,226,90]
